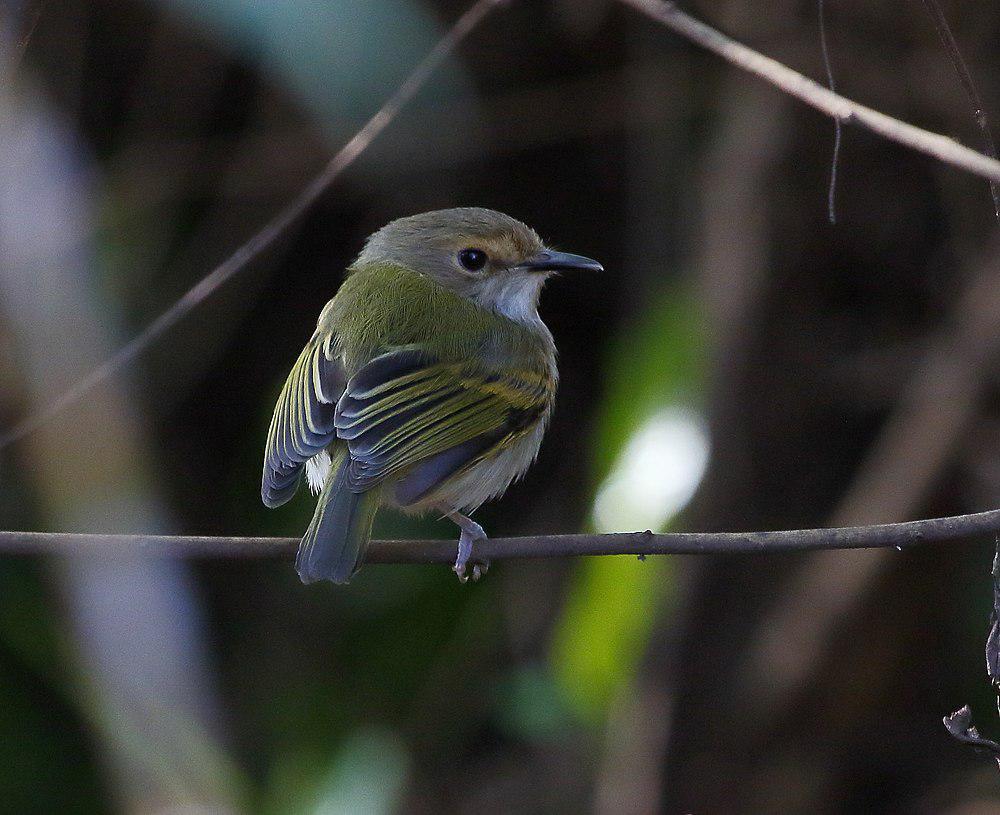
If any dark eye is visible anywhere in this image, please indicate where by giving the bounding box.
[457,248,488,272]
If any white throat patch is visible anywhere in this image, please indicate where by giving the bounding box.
[473,273,546,327]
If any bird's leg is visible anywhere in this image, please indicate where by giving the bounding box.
[443,509,489,583]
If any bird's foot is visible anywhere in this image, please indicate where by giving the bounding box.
[446,511,489,583]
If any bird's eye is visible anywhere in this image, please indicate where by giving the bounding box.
[457,248,488,272]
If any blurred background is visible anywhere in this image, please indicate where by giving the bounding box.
[2,0,1000,812]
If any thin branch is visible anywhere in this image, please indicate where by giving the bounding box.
[618,0,1000,182]
[2,508,1000,561]
[919,0,1000,220]
[817,0,841,224]
[0,0,505,453]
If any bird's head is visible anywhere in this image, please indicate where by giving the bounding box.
[354,207,602,324]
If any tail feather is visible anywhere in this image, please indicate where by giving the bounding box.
[296,448,379,584]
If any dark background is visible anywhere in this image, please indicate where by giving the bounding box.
[2,0,1000,812]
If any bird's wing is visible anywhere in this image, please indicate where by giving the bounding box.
[335,346,549,505]
[261,332,345,508]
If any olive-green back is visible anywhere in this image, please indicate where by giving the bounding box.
[322,263,554,377]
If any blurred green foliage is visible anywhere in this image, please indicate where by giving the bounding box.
[549,284,705,723]
[549,555,665,724]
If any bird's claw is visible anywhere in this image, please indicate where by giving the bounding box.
[452,516,488,584]
[453,557,490,583]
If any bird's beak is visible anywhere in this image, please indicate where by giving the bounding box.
[517,249,603,274]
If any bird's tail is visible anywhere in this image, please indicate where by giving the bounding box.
[296,447,379,584]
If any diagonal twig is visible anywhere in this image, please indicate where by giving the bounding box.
[919,0,1000,220]
[817,0,842,224]
[0,0,506,453]
[618,0,1000,182]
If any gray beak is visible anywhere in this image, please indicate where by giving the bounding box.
[517,249,603,274]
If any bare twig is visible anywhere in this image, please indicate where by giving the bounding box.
[618,0,1000,182]
[817,0,841,224]
[2,508,1000,560]
[919,0,1000,219]
[0,0,504,453]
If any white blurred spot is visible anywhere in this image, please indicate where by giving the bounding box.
[592,407,710,534]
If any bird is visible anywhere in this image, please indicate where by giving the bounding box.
[260,207,602,584]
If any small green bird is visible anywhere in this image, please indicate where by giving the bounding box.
[261,208,602,584]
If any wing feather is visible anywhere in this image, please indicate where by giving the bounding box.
[334,348,550,501]
[261,333,345,508]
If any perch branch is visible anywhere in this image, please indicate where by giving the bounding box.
[2,508,1000,561]
[618,0,1000,182]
